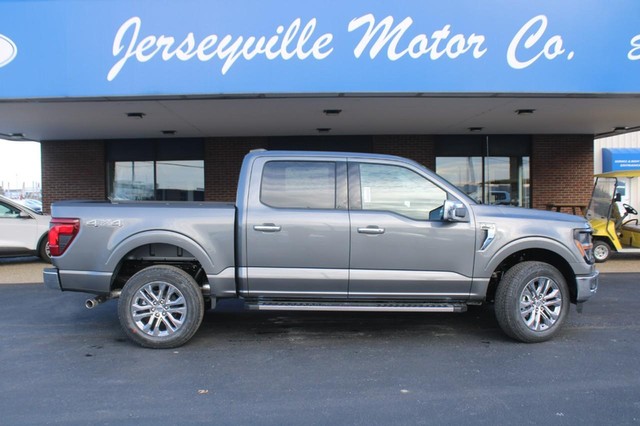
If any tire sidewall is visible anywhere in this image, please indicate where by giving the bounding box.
[495,261,570,343]
[39,236,52,263]
[118,265,204,349]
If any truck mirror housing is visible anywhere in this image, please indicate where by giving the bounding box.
[444,200,468,222]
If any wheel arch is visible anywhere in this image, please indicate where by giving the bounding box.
[484,241,579,304]
[36,231,49,253]
[106,231,217,290]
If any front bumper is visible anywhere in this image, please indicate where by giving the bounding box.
[575,270,599,302]
[43,268,61,291]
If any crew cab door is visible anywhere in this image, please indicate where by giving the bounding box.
[243,157,350,298]
[348,161,476,300]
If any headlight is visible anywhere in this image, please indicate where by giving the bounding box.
[574,228,594,265]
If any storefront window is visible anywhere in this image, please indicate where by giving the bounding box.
[484,157,530,207]
[436,157,483,202]
[110,161,155,201]
[435,136,531,207]
[155,161,204,201]
[106,139,204,201]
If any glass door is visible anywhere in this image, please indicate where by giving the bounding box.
[436,156,530,207]
[484,156,530,207]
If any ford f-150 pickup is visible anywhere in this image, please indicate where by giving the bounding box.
[44,150,598,348]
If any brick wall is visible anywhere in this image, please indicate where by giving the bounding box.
[373,135,436,170]
[204,137,266,201]
[531,135,593,212]
[41,140,106,214]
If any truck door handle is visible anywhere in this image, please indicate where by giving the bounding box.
[357,226,385,235]
[254,224,282,232]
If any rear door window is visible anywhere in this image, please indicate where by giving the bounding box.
[261,161,337,209]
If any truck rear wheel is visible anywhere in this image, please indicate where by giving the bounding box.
[118,265,204,348]
[495,261,569,343]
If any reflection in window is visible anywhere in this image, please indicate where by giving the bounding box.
[261,161,336,209]
[359,164,447,221]
[109,160,204,201]
[436,156,530,207]
[436,157,483,202]
[156,161,205,201]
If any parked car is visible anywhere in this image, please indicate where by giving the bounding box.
[19,198,43,213]
[0,195,51,261]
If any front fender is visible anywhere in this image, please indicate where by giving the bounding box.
[479,236,584,278]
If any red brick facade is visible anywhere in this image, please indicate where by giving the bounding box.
[531,135,594,212]
[41,140,106,214]
[204,137,265,202]
[41,135,594,214]
[373,135,436,170]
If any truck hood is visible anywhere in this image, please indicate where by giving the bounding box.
[471,204,589,226]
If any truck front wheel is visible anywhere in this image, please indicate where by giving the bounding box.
[495,261,569,343]
[118,265,204,348]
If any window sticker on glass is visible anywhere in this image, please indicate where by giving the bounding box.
[362,187,372,203]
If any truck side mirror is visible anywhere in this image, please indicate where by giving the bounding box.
[615,193,622,202]
[443,200,468,222]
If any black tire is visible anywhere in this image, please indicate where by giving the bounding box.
[38,236,51,263]
[118,265,204,349]
[593,240,611,263]
[495,261,569,343]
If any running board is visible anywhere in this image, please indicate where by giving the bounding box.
[246,301,467,313]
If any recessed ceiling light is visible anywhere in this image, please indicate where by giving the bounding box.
[317,128,331,133]
[515,109,535,115]
[613,126,629,132]
[9,132,25,138]
[323,109,342,116]
[468,127,483,132]
[161,130,177,135]
[126,112,145,119]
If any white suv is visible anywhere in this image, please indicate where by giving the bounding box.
[0,195,51,262]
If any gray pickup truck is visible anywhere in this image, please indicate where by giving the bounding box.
[44,150,598,348]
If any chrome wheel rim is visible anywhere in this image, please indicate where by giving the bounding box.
[593,244,608,261]
[131,281,187,337]
[519,276,562,332]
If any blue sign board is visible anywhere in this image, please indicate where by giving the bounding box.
[603,148,640,172]
[2,0,640,98]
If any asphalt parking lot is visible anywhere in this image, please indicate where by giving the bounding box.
[0,257,639,425]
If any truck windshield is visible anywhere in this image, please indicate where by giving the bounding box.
[586,177,617,220]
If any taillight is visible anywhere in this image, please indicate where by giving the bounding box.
[49,218,80,256]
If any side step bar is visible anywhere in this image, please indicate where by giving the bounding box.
[246,301,467,313]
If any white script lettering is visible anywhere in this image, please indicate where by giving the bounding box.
[628,34,640,60]
[107,17,334,80]
[348,14,487,61]
[507,15,573,69]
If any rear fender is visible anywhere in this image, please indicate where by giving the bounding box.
[105,231,217,274]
